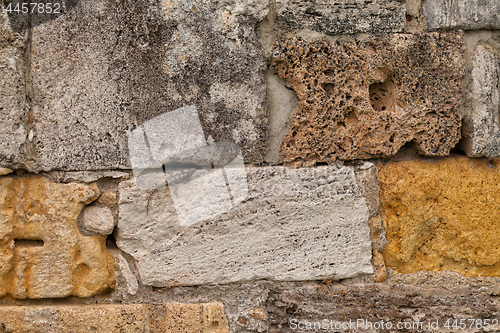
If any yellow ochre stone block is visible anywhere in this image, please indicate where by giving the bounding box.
[379,157,500,277]
[0,176,115,299]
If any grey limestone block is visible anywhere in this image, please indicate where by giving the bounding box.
[29,0,269,172]
[462,44,500,157]
[116,165,374,287]
[422,0,500,30]
[0,5,28,169]
[276,0,406,35]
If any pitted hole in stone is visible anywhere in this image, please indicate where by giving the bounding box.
[14,239,44,248]
[369,79,395,113]
[208,321,220,329]
[345,108,358,126]
[322,83,335,92]
[324,70,335,78]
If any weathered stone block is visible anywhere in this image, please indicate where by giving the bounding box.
[98,190,117,206]
[29,0,268,172]
[0,303,229,333]
[277,0,406,35]
[267,282,500,332]
[117,165,373,287]
[81,205,115,235]
[462,44,500,157]
[271,33,464,162]
[30,1,134,172]
[150,303,229,333]
[422,0,500,30]
[0,176,115,298]
[380,157,500,277]
[0,5,28,169]
[0,304,150,333]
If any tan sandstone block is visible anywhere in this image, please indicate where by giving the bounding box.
[379,157,500,277]
[0,176,115,299]
[0,303,230,333]
[150,302,229,333]
[0,304,150,333]
[271,33,464,162]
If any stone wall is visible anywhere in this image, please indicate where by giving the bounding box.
[1,0,500,331]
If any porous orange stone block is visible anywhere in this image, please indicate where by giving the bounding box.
[271,33,464,162]
[379,157,500,277]
[0,176,115,299]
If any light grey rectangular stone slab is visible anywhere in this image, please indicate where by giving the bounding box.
[116,165,374,287]
[276,0,406,35]
[422,0,500,30]
[28,0,269,172]
[0,6,28,169]
[462,44,500,157]
[30,1,134,172]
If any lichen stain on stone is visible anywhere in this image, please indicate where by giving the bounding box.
[0,176,115,299]
[271,33,464,163]
[379,157,500,277]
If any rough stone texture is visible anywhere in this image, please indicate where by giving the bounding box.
[379,157,500,277]
[276,0,406,35]
[264,72,299,164]
[271,33,464,162]
[267,282,500,332]
[117,165,373,287]
[29,0,136,172]
[354,162,381,216]
[0,176,115,299]
[0,167,12,176]
[0,303,229,333]
[28,0,268,172]
[462,44,500,157]
[98,190,118,206]
[0,304,150,333]
[422,0,500,30]
[0,5,28,169]
[150,303,229,333]
[405,0,422,18]
[116,254,139,296]
[132,282,271,333]
[81,205,115,235]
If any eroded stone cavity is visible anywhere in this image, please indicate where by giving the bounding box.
[0,176,115,299]
[271,33,464,163]
[116,165,373,287]
[380,157,500,277]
